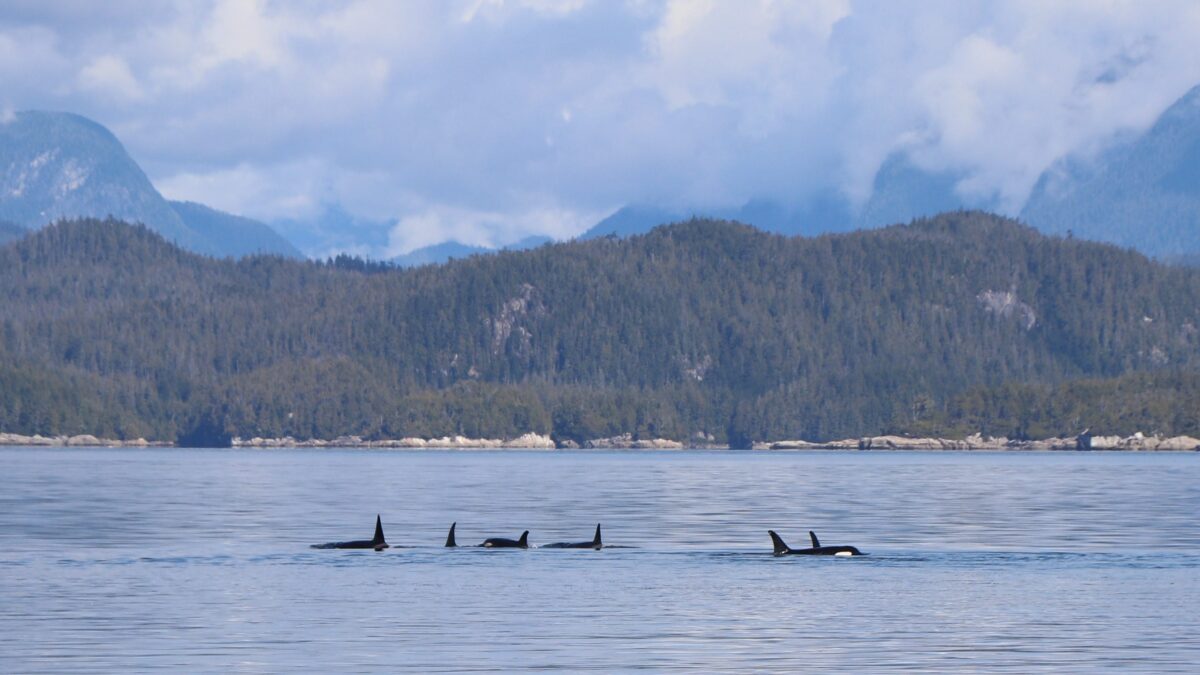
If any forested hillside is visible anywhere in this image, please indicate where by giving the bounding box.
[1,212,1198,445]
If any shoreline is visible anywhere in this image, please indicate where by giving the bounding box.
[2,430,1197,451]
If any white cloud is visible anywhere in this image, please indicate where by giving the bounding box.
[77,54,143,101]
[386,202,603,255]
[157,161,324,221]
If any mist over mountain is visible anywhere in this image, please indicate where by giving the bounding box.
[572,85,1200,261]
[1022,85,1200,258]
[270,203,395,259]
[856,153,999,231]
[0,111,298,259]
[7,78,1200,267]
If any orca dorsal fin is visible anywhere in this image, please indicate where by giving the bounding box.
[445,522,457,547]
[373,515,386,545]
[809,531,820,548]
[593,523,602,547]
[518,531,529,547]
[769,530,790,555]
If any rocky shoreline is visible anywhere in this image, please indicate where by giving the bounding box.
[765,432,1200,451]
[0,432,167,447]
[2,430,1197,451]
[232,433,559,449]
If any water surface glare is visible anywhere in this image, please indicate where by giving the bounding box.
[1,448,1197,672]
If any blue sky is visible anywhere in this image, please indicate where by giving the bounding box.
[3,1,1200,255]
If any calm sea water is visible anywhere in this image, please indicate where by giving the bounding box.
[0,448,1197,673]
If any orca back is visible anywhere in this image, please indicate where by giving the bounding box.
[445,522,457,547]
[518,531,529,548]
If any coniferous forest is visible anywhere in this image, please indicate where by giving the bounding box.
[2,211,1199,445]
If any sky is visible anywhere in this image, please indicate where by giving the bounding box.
[3,0,1200,256]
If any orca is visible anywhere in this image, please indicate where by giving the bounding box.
[543,524,603,549]
[312,515,389,551]
[481,531,529,548]
[769,530,862,556]
[445,522,458,547]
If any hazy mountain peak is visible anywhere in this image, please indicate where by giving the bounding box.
[0,110,196,244]
[168,200,302,259]
[0,110,299,259]
[1021,84,1200,258]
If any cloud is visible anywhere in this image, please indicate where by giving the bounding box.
[77,54,144,101]
[156,161,324,221]
[385,202,603,255]
[4,0,1200,251]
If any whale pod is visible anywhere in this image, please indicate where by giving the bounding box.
[768,530,862,556]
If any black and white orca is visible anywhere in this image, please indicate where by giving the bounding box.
[543,524,603,549]
[445,522,458,547]
[769,530,862,556]
[312,515,389,551]
[481,531,529,548]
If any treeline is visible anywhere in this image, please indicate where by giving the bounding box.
[1,213,1199,445]
[894,371,1200,440]
[0,219,25,246]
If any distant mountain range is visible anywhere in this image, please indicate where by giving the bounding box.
[270,203,394,260]
[1021,85,1200,256]
[579,85,1200,260]
[0,111,300,259]
[6,84,1200,263]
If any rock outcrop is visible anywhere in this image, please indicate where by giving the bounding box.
[768,432,1199,451]
[1079,432,1200,451]
[582,433,685,449]
[0,432,159,447]
[231,433,556,449]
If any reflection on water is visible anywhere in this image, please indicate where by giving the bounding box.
[0,448,1197,672]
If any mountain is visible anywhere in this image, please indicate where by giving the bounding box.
[0,111,202,245]
[576,154,993,242]
[392,235,551,268]
[391,240,491,267]
[0,110,298,258]
[575,86,1200,259]
[270,203,395,259]
[2,212,1198,445]
[579,196,855,242]
[579,205,685,240]
[1021,85,1200,258]
[856,152,996,230]
[169,201,302,259]
[0,219,25,246]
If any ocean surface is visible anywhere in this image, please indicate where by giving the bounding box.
[0,448,1197,673]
